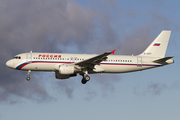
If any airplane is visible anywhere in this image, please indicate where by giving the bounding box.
[6,30,174,84]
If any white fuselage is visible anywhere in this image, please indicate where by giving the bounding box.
[6,52,166,74]
[5,31,174,84]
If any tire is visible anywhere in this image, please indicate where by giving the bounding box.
[85,75,90,81]
[81,79,87,84]
[26,77,30,81]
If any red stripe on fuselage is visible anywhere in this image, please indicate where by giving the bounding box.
[18,63,30,70]
[17,61,161,70]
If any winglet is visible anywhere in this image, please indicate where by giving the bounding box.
[111,50,116,55]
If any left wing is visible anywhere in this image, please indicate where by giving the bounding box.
[75,50,115,69]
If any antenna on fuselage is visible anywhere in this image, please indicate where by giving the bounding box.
[30,50,32,53]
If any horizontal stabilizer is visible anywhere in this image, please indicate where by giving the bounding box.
[153,56,174,64]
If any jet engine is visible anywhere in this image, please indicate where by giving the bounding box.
[59,64,75,75]
[55,71,77,79]
[54,64,76,79]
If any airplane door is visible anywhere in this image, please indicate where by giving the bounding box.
[137,57,142,67]
[26,53,32,62]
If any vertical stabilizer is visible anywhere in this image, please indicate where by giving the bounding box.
[140,30,171,58]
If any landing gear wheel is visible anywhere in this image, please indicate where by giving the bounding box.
[81,79,87,84]
[26,77,30,81]
[85,75,90,81]
[81,75,90,84]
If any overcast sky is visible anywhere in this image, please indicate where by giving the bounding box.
[0,0,180,120]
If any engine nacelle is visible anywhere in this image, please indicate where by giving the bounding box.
[55,71,77,79]
[59,64,75,75]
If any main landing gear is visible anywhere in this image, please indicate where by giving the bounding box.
[26,70,31,81]
[81,71,90,84]
[81,75,90,84]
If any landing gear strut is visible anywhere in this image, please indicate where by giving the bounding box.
[26,70,31,81]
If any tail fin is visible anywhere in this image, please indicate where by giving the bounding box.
[140,30,171,58]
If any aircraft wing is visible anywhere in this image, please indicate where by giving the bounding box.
[75,50,115,68]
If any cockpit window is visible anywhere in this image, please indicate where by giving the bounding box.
[13,56,21,59]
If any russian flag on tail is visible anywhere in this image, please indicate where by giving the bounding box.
[153,43,161,46]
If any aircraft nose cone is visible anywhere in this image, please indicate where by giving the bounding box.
[6,60,14,68]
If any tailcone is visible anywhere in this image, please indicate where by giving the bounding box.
[166,59,174,64]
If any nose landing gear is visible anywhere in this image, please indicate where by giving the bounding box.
[26,70,31,81]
